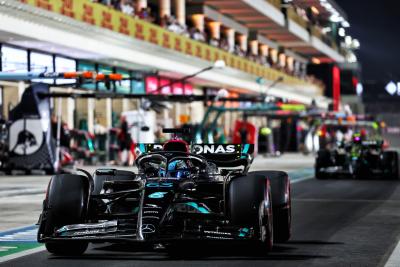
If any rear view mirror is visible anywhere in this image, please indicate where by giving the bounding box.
[141,126,150,132]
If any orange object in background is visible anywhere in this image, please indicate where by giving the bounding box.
[63,72,78,79]
[347,115,356,123]
[63,71,94,79]
[96,73,123,81]
[82,71,94,79]
[96,73,105,80]
[109,73,123,80]
[232,120,257,145]
[61,71,122,81]
[318,125,327,138]
[179,115,190,124]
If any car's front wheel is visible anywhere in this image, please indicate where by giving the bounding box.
[229,173,274,251]
[38,174,89,255]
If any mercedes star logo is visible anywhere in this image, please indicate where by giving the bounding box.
[141,224,156,233]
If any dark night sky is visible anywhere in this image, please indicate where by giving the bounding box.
[335,0,400,82]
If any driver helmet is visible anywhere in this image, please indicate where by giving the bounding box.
[159,160,190,179]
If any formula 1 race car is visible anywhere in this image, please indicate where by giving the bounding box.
[315,136,399,179]
[37,128,291,255]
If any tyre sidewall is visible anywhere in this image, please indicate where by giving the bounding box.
[42,174,89,236]
[228,173,274,248]
[249,171,291,243]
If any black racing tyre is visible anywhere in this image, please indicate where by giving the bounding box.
[249,171,291,243]
[383,151,399,180]
[315,150,331,179]
[40,174,89,255]
[229,173,273,251]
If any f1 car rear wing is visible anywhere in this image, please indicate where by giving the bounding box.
[135,143,254,159]
[361,140,383,147]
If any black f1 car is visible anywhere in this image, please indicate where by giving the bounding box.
[37,129,291,255]
[316,137,399,179]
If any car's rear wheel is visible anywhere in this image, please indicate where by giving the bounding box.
[39,174,89,255]
[383,151,399,179]
[315,150,331,179]
[229,173,273,251]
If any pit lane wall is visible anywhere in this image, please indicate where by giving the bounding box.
[18,0,316,89]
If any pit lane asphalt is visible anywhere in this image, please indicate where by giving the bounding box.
[4,177,400,267]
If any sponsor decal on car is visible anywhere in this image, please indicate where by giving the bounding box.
[148,192,168,199]
[146,182,173,188]
[175,202,210,214]
[192,144,237,154]
[203,231,232,236]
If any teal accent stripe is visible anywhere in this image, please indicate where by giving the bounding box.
[238,227,249,237]
[242,144,250,154]
[139,144,146,153]
[148,192,168,198]
[185,202,210,214]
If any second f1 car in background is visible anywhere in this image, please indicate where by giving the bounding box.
[315,119,399,179]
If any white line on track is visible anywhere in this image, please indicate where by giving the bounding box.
[0,246,45,264]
